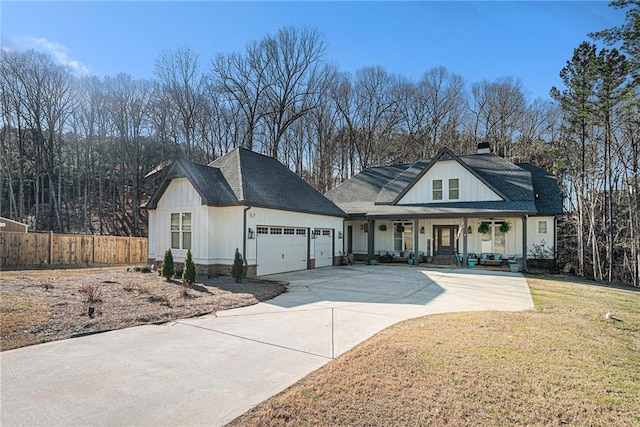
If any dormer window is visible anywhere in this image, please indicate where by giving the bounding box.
[449,178,459,200]
[432,179,443,200]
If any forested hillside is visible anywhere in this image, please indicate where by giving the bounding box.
[1,1,637,285]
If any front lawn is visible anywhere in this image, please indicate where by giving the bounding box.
[230,276,640,426]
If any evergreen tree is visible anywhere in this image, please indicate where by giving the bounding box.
[161,249,174,280]
[182,249,197,285]
[231,248,244,283]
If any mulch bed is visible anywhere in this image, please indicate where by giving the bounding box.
[0,266,286,351]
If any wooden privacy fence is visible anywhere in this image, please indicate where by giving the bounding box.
[0,232,148,268]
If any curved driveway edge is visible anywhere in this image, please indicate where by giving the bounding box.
[1,266,532,426]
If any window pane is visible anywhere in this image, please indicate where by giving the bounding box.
[171,213,180,231]
[441,228,450,246]
[494,226,506,254]
[182,232,191,250]
[171,232,180,249]
[182,213,191,231]
[433,180,442,200]
[449,178,459,200]
[538,221,547,233]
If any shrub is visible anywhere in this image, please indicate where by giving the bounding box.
[79,284,102,303]
[122,282,135,292]
[137,284,150,294]
[179,283,190,298]
[161,249,174,280]
[231,248,244,283]
[182,249,197,285]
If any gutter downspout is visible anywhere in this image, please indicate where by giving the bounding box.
[243,206,251,278]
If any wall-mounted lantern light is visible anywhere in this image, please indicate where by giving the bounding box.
[338,231,343,239]
[467,226,472,234]
[248,228,255,239]
[420,226,425,234]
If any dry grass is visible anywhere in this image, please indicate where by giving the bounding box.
[0,266,285,351]
[230,276,640,426]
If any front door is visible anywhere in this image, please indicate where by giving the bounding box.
[434,225,458,255]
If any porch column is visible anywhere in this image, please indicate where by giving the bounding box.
[522,215,528,272]
[462,217,468,267]
[413,219,419,265]
[367,218,375,262]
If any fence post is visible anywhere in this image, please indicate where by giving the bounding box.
[127,236,131,264]
[92,234,95,264]
[49,230,53,265]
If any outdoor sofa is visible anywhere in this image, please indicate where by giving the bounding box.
[479,253,505,267]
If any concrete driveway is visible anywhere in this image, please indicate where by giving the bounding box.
[1,266,533,426]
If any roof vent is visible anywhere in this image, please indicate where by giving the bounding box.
[477,141,491,154]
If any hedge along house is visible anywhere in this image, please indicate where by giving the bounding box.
[145,147,345,277]
[324,143,563,270]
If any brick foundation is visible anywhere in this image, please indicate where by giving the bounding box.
[149,260,258,278]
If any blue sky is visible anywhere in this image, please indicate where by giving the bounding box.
[1,1,624,101]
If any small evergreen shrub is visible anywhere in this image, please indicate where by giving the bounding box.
[231,248,244,283]
[161,249,174,281]
[182,249,197,285]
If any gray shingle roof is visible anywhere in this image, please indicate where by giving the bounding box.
[517,163,564,215]
[146,148,345,218]
[325,148,559,218]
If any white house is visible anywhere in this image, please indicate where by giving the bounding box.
[146,143,562,276]
[145,148,345,277]
[324,143,563,270]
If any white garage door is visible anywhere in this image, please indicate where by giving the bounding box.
[314,229,333,268]
[256,226,308,276]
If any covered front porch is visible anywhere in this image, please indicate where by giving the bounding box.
[344,216,534,271]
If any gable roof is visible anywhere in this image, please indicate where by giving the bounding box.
[145,148,345,218]
[325,148,559,218]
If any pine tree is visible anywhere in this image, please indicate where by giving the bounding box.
[182,249,197,285]
[231,248,244,283]
[161,249,174,281]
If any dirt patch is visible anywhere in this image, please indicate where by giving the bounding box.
[0,266,286,351]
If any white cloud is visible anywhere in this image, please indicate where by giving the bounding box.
[23,37,91,75]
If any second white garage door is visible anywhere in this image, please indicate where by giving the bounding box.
[314,229,333,268]
[256,226,308,276]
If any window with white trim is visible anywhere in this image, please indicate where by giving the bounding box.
[170,212,192,250]
[257,226,269,235]
[296,228,307,236]
[432,179,443,200]
[270,227,282,235]
[284,228,295,235]
[538,221,548,234]
[449,178,459,200]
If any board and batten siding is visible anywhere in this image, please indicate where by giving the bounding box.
[398,160,502,204]
[148,177,345,269]
[148,178,210,263]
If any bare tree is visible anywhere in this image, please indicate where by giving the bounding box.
[261,27,327,158]
[211,42,271,151]
[154,46,204,160]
